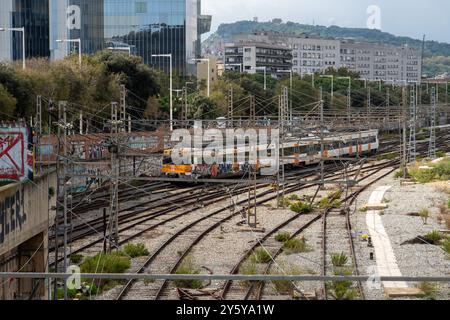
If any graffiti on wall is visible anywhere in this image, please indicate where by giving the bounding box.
[0,190,27,245]
[0,127,33,183]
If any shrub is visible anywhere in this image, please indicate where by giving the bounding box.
[174,256,203,289]
[239,260,259,287]
[271,264,305,294]
[288,194,301,201]
[290,201,313,214]
[436,151,446,158]
[278,197,292,207]
[81,252,130,274]
[275,232,291,243]
[424,230,443,244]
[122,243,149,258]
[283,237,311,254]
[442,239,450,255]
[419,208,429,225]
[409,168,435,183]
[69,253,83,264]
[448,199,450,209]
[328,189,343,200]
[56,288,78,300]
[331,200,343,209]
[328,267,357,300]
[251,248,272,264]
[418,282,438,300]
[432,158,450,179]
[80,251,131,291]
[318,197,330,209]
[331,252,348,268]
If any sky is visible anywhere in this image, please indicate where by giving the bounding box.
[202,0,450,43]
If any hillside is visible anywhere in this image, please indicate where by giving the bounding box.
[203,20,450,76]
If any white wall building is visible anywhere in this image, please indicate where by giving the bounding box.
[288,37,341,75]
[340,41,422,83]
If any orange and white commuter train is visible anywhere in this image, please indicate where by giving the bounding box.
[162,130,379,178]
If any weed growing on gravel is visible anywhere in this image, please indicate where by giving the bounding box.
[174,256,203,289]
[283,237,311,254]
[418,282,438,300]
[81,251,131,292]
[331,252,348,267]
[239,260,259,287]
[328,266,357,300]
[419,208,430,225]
[270,263,306,294]
[442,239,450,255]
[275,232,291,243]
[122,243,149,258]
[424,230,444,244]
[290,201,313,214]
[251,248,272,263]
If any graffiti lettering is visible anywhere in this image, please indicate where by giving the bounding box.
[0,190,27,245]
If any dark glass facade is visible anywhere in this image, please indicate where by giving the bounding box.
[0,0,49,61]
[50,0,210,75]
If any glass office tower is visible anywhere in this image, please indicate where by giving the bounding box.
[49,0,211,75]
[0,0,49,62]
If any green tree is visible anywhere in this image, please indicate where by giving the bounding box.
[0,84,17,119]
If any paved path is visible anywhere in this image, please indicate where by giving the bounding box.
[365,186,409,290]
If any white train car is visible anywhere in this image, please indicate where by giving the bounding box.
[162,130,379,178]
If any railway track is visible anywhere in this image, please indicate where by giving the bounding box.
[51,166,337,267]
[219,161,397,301]
[55,131,450,253]
[113,160,395,300]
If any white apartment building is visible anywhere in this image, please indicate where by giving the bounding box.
[340,41,422,83]
[222,33,422,83]
[288,37,341,75]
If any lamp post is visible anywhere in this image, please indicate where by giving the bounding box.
[192,58,211,97]
[56,38,81,66]
[152,54,173,131]
[0,27,25,69]
[254,66,267,91]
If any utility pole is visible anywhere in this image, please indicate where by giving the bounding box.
[181,87,188,128]
[228,86,234,127]
[120,85,127,132]
[277,87,289,208]
[386,87,390,125]
[319,87,325,188]
[79,111,83,135]
[429,87,437,159]
[55,101,68,299]
[367,87,371,129]
[249,95,256,125]
[401,87,408,179]
[408,86,417,163]
[108,102,120,251]
[35,96,42,174]
[347,86,351,127]
[247,166,257,228]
